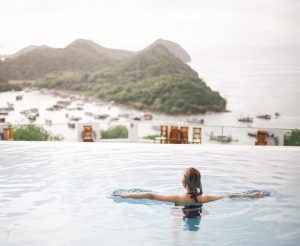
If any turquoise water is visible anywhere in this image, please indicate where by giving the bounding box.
[0,142,300,245]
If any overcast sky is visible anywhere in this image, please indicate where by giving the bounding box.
[0,0,299,54]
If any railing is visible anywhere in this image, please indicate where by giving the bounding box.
[0,120,297,146]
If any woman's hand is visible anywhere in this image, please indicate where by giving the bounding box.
[228,192,264,199]
[113,193,129,198]
[247,192,264,198]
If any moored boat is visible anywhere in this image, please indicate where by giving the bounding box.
[45,119,52,125]
[27,113,37,121]
[93,114,109,120]
[209,132,233,143]
[238,116,253,123]
[68,116,82,121]
[109,116,119,121]
[187,117,204,124]
[133,116,142,121]
[257,114,271,120]
[0,108,9,115]
[85,112,93,116]
[7,102,14,111]
[16,95,23,100]
[144,113,153,120]
[67,122,76,128]
[118,113,130,118]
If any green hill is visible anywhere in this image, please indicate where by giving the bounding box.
[0,47,112,80]
[0,39,133,80]
[0,39,191,80]
[35,45,226,114]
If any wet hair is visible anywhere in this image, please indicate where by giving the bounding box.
[184,167,203,202]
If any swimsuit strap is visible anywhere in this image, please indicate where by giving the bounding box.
[186,192,198,203]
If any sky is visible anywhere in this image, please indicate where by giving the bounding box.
[0,0,300,54]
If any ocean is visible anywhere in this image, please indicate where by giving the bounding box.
[190,45,300,129]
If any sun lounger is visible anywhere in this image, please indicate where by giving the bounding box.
[255,130,267,145]
[3,127,14,141]
[180,126,189,144]
[169,126,179,144]
[154,125,169,144]
[82,125,94,142]
[191,127,201,144]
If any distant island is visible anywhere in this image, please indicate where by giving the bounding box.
[0,39,226,114]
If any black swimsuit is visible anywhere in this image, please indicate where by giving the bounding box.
[186,192,199,203]
[182,193,202,218]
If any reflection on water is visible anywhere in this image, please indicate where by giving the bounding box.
[182,206,202,231]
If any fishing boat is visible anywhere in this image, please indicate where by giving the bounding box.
[16,95,23,100]
[45,119,52,125]
[21,108,39,117]
[118,113,130,118]
[133,116,142,121]
[187,117,204,124]
[238,116,253,123]
[144,113,153,120]
[93,114,109,120]
[56,100,71,107]
[46,107,55,111]
[85,112,93,116]
[27,113,37,121]
[53,104,65,110]
[209,132,233,143]
[67,122,76,129]
[0,108,9,115]
[247,132,256,137]
[109,116,119,121]
[7,102,14,111]
[257,114,271,120]
[68,116,82,121]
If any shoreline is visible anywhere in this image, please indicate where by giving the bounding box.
[20,85,227,118]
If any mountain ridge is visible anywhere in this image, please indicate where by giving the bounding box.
[35,43,226,114]
[0,38,191,80]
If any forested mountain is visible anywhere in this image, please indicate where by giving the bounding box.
[0,39,190,80]
[35,44,226,114]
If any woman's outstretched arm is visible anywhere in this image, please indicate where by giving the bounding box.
[197,192,263,203]
[115,192,184,203]
[114,192,263,203]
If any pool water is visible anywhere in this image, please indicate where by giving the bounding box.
[0,142,299,245]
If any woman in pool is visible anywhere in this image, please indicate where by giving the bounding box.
[115,167,263,203]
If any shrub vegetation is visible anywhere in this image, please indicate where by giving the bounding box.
[101,125,128,139]
[284,130,300,146]
[0,81,22,92]
[14,125,63,141]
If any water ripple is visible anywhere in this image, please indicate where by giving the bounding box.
[0,142,299,245]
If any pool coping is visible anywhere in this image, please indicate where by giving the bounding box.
[0,140,299,152]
